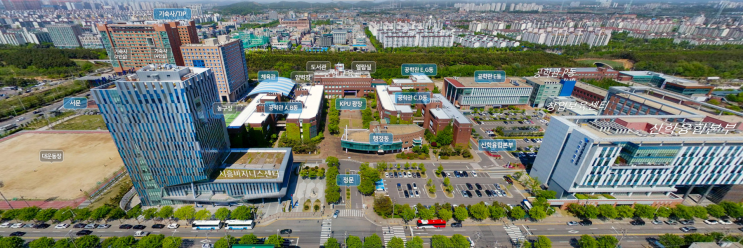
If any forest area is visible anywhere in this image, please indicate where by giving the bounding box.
[0,44,107,80]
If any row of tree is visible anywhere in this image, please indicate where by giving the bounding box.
[323,233,419,248]
[0,81,89,120]
[374,198,537,223]
[0,204,255,224]
[566,201,743,220]
[0,234,181,248]
[657,232,743,248]
[328,98,341,134]
[325,157,341,204]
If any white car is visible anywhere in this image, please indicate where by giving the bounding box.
[97,224,111,229]
[11,223,24,228]
[719,219,734,225]
[704,219,719,225]
[407,172,412,178]
[0,222,11,228]
[567,221,580,226]
[168,223,180,229]
[471,171,478,177]
[55,224,69,229]
[412,183,418,190]
[134,231,150,237]
[414,191,420,197]
[384,172,389,178]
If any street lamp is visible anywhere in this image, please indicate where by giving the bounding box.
[0,181,13,210]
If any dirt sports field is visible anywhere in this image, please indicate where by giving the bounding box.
[0,132,124,200]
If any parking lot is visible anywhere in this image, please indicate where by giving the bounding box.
[384,169,523,206]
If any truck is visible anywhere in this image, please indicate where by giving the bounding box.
[134,231,149,237]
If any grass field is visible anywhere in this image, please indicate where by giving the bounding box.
[576,59,625,69]
[0,132,124,200]
[224,112,240,126]
[24,111,76,130]
[54,115,107,130]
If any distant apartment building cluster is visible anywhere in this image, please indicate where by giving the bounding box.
[521,27,612,47]
[368,21,454,48]
[456,34,520,48]
[455,2,544,12]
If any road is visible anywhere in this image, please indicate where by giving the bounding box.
[4,217,742,247]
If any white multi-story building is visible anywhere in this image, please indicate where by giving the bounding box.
[0,30,27,45]
[369,22,454,48]
[521,27,611,47]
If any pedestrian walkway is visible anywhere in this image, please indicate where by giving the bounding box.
[382,226,406,245]
[503,225,525,244]
[338,209,364,217]
[320,219,332,246]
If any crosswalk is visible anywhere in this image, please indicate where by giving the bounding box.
[337,209,364,217]
[382,226,407,245]
[319,219,332,246]
[503,225,525,244]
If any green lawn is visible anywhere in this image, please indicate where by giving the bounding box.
[54,115,107,130]
[24,111,76,130]
[224,112,240,126]
[577,59,624,69]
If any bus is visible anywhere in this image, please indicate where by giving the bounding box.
[521,199,532,211]
[224,220,255,230]
[192,220,222,230]
[416,219,446,229]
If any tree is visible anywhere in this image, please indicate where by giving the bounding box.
[388,237,404,248]
[326,156,340,167]
[597,236,618,248]
[469,203,490,220]
[214,235,237,248]
[657,206,672,218]
[231,206,252,220]
[684,233,714,244]
[323,237,340,248]
[437,208,452,222]
[240,234,259,244]
[522,240,532,248]
[265,234,284,248]
[658,234,685,248]
[616,205,635,219]
[577,235,598,248]
[0,236,24,248]
[374,196,393,217]
[215,207,231,221]
[529,207,547,221]
[358,163,380,195]
[436,125,454,146]
[436,165,444,176]
[417,206,435,220]
[136,234,164,248]
[74,208,91,221]
[401,205,416,222]
[157,206,174,219]
[406,236,423,248]
[633,204,655,219]
[509,207,526,220]
[53,207,74,222]
[29,237,56,248]
[431,235,452,248]
[108,208,126,222]
[454,206,469,221]
[534,236,552,248]
[451,234,470,248]
[598,204,617,219]
[162,237,182,248]
[443,177,450,187]
[89,206,112,222]
[174,205,196,222]
[489,205,506,220]
[707,204,726,218]
[126,205,142,219]
[195,209,211,220]
[18,206,41,221]
[584,205,600,219]
[35,208,57,223]
[567,204,585,218]
[142,208,157,220]
[346,236,363,248]
[690,206,708,219]
[673,205,693,220]
[100,237,118,248]
[114,236,137,248]
[74,235,100,248]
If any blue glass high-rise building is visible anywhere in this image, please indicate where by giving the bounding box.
[92,65,230,206]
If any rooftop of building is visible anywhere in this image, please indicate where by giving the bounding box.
[345,124,424,143]
[445,77,530,88]
[392,74,434,84]
[524,76,562,85]
[180,35,239,47]
[574,81,610,96]
[554,115,743,143]
[608,86,743,124]
[434,94,471,124]
[210,148,292,183]
[288,85,324,120]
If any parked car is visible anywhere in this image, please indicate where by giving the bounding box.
[384,172,389,178]
[416,172,421,178]
[720,218,734,225]
[55,224,69,229]
[0,222,11,228]
[11,223,24,228]
[404,190,409,198]
[407,184,412,191]
[84,224,98,229]
[471,171,478,177]
[168,223,180,229]
[466,183,473,190]
[412,183,418,190]
[567,221,579,226]
[475,190,482,197]
[652,219,663,225]
[35,224,50,229]
[133,225,146,230]
[414,191,420,197]
[680,219,695,225]
[97,224,111,229]
[397,183,402,191]
[461,190,469,198]
[475,183,482,190]
[119,224,133,229]
[665,220,679,225]
[704,219,719,225]
[76,230,93,236]
[580,219,593,226]
[631,219,646,226]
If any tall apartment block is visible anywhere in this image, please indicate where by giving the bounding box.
[91,65,231,206]
[180,35,249,102]
[97,21,199,73]
[47,24,83,49]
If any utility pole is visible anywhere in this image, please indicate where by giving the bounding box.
[0,181,14,209]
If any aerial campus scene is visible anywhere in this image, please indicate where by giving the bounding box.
[2,0,743,248]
